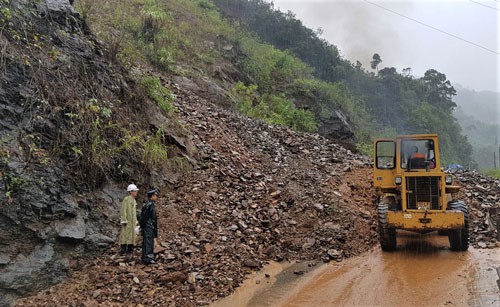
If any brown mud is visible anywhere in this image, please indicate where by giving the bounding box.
[213,232,500,307]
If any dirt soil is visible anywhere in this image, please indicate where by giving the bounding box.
[214,233,500,307]
[15,82,378,306]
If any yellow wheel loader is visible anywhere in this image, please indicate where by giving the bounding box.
[373,134,468,251]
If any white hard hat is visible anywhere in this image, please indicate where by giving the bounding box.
[127,184,139,192]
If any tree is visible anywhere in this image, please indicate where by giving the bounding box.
[370,53,382,71]
[421,69,457,112]
[378,67,397,78]
[354,60,362,70]
[402,67,412,77]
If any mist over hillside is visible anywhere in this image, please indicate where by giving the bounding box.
[453,86,500,170]
[454,85,500,126]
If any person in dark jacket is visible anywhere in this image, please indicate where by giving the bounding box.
[140,189,158,264]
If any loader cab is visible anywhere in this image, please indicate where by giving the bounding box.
[373,134,442,191]
[374,135,440,173]
[401,139,437,171]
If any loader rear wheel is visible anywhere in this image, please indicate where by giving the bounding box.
[448,200,469,251]
[378,203,396,251]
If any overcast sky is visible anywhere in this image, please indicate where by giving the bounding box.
[271,0,499,93]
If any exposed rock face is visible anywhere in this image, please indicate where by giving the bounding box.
[318,110,355,141]
[0,1,193,306]
[0,2,111,303]
[36,0,76,15]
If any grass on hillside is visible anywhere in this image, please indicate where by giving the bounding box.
[483,169,500,179]
[74,0,375,148]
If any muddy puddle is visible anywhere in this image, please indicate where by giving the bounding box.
[212,232,500,307]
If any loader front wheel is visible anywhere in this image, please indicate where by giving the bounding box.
[448,200,469,251]
[378,203,396,251]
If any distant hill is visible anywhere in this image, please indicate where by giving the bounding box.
[454,85,500,125]
[453,86,500,169]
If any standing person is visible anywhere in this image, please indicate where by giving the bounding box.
[140,189,158,264]
[410,145,425,159]
[119,184,139,254]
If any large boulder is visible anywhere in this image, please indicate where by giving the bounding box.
[318,110,354,142]
[0,244,69,307]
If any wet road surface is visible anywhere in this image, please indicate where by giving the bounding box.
[213,232,500,307]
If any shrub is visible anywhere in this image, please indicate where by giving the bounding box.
[231,82,317,133]
[140,1,168,42]
[139,76,175,114]
[142,128,169,167]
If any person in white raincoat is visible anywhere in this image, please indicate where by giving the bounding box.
[119,184,139,254]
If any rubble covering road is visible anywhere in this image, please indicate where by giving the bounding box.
[454,170,500,249]
[16,82,379,306]
[16,84,499,307]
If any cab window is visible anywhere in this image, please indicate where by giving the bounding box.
[376,141,395,169]
[401,139,436,169]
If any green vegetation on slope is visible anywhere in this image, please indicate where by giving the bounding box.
[0,0,190,191]
[76,0,325,135]
[212,0,474,165]
[231,82,318,132]
[483,169,500,179]
[75,0,474,165]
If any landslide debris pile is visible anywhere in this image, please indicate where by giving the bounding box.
[16,82,379,306]
[14,69,500,307]
[455,170,500,248]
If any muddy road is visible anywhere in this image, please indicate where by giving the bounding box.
[213,232,500,307]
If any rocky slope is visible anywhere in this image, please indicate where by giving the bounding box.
[15,79,500,307]
[0,1,194,305]
[15,75,378,307]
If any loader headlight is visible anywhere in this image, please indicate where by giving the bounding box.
[445,175,453,185]
[395,176,402,185]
